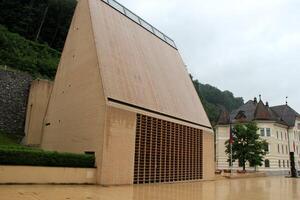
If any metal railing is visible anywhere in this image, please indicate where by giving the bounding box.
[101,0,177,49]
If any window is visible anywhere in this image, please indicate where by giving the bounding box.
[278,160,281,168]
[278,144,280,153]
[265,143,270,153]
[276,131,279,139]
[285,132,287,140]
[281,132,283,140]
[265,143,271,153]
[260,128,265,137]
[265,159,270,168]
[283,160,285,168]
[286,145,288,154]
[282,145,284,154]
[266,128,271,137]
[287,160,289,168]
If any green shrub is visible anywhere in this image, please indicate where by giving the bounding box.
[0,131,22,146]
[0,148,95,168]
[0,25,60,79]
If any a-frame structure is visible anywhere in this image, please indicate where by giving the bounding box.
[40,0,214,185]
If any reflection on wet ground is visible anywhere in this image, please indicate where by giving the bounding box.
[0,177,299,200]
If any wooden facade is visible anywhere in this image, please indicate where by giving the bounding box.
[39,0,214,185]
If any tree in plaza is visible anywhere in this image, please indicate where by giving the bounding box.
[225,122,268,171]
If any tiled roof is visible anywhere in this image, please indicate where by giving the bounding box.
[217,98,298,127]
[230,100,257,123]
[217,109,230,125]
[271,105,300,127]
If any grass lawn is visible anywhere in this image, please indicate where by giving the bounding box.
[0,130,23,146]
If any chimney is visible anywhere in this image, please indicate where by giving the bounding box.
[254,97,257,104]
[266,101,269,107]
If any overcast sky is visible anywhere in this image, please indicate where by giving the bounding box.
[118,0,300,111]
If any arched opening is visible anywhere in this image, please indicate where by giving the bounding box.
[265,159,270,168]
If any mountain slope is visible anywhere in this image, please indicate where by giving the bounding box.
[192,77,244,124]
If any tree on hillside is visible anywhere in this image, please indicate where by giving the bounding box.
[0,0,77,51]
[190,75,244,124]
[225,122,268,171]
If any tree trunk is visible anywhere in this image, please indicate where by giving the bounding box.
[35,5,49,41]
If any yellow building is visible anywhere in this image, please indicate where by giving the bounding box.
[24,0,214,185]
[215,98,300,175]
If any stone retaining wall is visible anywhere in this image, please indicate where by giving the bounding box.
[0,69,33,135]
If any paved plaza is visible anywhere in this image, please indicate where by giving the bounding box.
[0,177,299,200]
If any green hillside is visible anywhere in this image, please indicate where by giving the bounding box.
[0,0,77,51]
[192,77,243,124]
[0,25,60,79]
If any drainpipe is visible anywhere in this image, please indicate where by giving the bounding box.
[288,126,297,177]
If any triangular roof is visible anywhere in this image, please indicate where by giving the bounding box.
[217,109,230,125]
[254,100,272,120]
[87,0,211,128]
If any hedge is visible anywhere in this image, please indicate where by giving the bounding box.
[0,147,95,168]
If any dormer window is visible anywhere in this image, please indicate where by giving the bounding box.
[235,110,247,121]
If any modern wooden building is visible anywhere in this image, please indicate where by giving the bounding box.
[29,0,214,185]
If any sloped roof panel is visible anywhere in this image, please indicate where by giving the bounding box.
[89,0,211,128]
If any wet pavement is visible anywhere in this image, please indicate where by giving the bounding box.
[0,177,299,200]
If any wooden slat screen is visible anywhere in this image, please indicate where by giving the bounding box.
[134,114,203,184]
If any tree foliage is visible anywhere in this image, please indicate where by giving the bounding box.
[0,25,60,78]
[0,0,77,51]
[225,122,268,171]
[191,76,244,124]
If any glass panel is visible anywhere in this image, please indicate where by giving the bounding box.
[266,128,271,137]
[109,0,125,14]
[165,36,176,48]
[140,19,153,33]
[124,9,140,23]
[153,28,166,41]
[260,128,265,136]
[105,0,177,48]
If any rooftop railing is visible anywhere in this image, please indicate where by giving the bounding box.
[101,0,177,49]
